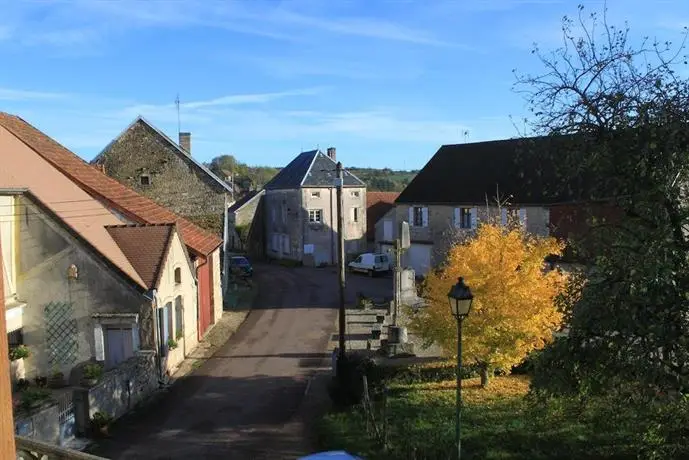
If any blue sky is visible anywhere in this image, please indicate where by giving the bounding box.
[0,0,687,170]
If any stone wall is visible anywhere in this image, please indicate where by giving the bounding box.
[96,120,228,218]
[73,350,157,436]
[14,401,60,445]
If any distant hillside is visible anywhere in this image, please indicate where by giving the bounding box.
[206,154,417,193]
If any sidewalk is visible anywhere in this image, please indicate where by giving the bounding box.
[169,285,258,382]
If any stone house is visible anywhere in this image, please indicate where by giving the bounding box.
[0,113,223,341]
[91,116,234,231]
[263,148,367,266]
[366,192,399,253]
[226,190,265,254]
[389,136,574,276]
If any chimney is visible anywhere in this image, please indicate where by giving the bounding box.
[326,147,336,162]
[94,163,106,175]
[179,132,191,155]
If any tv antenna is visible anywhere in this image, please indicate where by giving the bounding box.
[463,130,470,143]
[175,93,181,136]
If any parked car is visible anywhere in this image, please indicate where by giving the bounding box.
[348,253,391,277]
[229,256,253,277]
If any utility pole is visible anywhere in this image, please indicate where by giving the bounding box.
[393,238,402,326]
[175,94,181,136]
[336,162,346,368]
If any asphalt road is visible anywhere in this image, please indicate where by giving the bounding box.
[91,264,391,460]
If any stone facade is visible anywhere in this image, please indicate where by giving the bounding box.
[95,119,230,223]
[264,186,367,265]
[390,203,551,273]
[14,196,153,380]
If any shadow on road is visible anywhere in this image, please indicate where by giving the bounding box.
[88,373,322,460]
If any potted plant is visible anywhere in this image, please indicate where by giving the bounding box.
[90,411,113,437]
[167,337,178,350]
[16,378,30,392]
[49,367,65,389]
[82,363,103,387]
[9,345,30,361]
[33,376,47,388]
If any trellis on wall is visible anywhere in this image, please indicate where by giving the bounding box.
[44,301,78,366]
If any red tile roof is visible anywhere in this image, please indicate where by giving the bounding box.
[366,192,399,241]
[106,224,175,289]
[0,113,221,256]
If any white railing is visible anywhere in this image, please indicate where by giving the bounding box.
[16,436,108,460]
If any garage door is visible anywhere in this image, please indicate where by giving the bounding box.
[406,244,432,277]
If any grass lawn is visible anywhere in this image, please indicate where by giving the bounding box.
[318,374,684,459]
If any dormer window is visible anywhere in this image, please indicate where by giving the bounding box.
[140,174,151,186]
[174,267,182,284]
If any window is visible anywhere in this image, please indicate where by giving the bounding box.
[501,208,527,228]
[174,267,182,284]
[280,204,286,223]
[309,209,323,223]
[271,208,277,223]
[311,191,321,198]
[454,207,476,229]
[410,206,428,227]
[281,234,290,254]
[140,174,151,186]
[352,207,360,223]
[158,303,172,357]
[7,328,23,348]
[104,326,135,369]
[383,220,393,241]
[351,191,360,198]
[174,296,183,339]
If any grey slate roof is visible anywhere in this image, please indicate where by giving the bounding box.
[396,135,576,206]
[264,150,365,190]
[228,190,263,213]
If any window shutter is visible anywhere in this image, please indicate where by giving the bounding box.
[422,207,429,227]
[94,323,105,361]
[408,207,414,227]
[453,208,460,227]
[519,208,527,228]
[470,207,478,229]
[544,208,551,235]
[501,208,507,226]
[132,324,140,352]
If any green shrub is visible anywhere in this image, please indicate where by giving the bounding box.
[9,345,30,361]
[84,363,103,380]
[20,388,52,410]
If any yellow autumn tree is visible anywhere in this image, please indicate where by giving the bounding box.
[409,222,567,388]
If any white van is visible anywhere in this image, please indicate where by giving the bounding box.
[348,253,392,277]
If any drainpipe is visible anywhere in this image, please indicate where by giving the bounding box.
[222,195,229,297]
[330,188,335,264]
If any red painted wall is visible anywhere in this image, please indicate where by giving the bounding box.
[197,254,213,339]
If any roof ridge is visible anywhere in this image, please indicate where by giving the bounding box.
[104,223,176,229]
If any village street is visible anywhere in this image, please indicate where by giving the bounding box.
[90,263,391,460]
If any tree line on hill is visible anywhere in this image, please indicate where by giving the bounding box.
[205,154,417,193]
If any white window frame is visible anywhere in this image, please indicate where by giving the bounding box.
[309,209,323,223]
[454,207,477,230]
[311,191,321,198]
[351,191,360,198]
[140,174,151,186]
[409,206,428,228]
[352,207,360,223]
[93,314,139,365]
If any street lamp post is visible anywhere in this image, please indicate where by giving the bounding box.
[447,277,474,460]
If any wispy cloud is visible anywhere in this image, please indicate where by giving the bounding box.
[0,87,68,101]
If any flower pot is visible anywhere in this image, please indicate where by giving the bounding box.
[81,378,98,387]
[371,329,381,340]
[49,376,65,389]
[376,314,385,324]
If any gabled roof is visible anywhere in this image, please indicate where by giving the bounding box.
[0,113,221,256]
[93,116,234,194]
[396,136,571,206]
[264,150,365,190]
[106,224,176,289]
[366,192,399,241]
[228,190,264,213]
[0,127,149,290]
